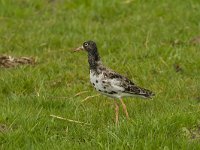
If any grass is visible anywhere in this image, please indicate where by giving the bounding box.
[0,0,200,149]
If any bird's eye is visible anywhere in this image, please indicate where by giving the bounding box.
[85,43,88,46]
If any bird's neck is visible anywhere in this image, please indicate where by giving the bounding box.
[88,49,101,70]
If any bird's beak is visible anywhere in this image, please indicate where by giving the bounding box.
[74,46,84,52]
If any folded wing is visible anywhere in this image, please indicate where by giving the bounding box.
[102,69,155,98]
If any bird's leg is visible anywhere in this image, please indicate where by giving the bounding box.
[120,98,129,119]
[114,100,119,125]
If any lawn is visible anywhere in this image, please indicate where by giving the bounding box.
[0,0,200,149]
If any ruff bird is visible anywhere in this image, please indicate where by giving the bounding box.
[74,41,154,124]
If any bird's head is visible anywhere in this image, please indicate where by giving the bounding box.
[74,41,97,53]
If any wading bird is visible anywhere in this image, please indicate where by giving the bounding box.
[74,41,154,124]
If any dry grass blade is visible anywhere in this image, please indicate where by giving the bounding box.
[50,114,91,125]
[159,57,169,67]
[81,94,100,102]
[0,55,36,68]
[48,96,69,99]
[75,91,89,97]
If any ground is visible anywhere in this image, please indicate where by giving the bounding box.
[0,0,200,149]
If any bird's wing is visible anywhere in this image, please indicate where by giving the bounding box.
[101,68,155,98]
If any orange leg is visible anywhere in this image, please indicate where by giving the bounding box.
[114,100,119,124]
[120,98,129,119]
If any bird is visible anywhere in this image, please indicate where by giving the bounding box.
[74,40,155,124]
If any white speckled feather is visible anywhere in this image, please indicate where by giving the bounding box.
[90,70,130,98]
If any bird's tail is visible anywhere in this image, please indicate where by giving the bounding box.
[138,87,155,99]
[124,85,155,99]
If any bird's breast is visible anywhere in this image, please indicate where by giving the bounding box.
[89,70,122,98]
[89,70,105,91]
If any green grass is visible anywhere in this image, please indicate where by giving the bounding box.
[0,0,200,149]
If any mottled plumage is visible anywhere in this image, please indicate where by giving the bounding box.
[90,64,154,99]
[74,40,155,124]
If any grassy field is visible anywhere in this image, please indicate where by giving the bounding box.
[0,0,200,149]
